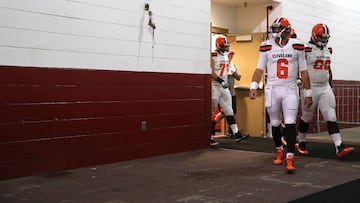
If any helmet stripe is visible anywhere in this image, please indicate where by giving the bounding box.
[275,17,282,24]
[322,24,329,35]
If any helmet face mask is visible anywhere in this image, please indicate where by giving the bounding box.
[271,17,291,41]
[315,35,330,47]
[215,36,229,54]
[311,23,330,48]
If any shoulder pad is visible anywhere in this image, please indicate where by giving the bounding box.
[292,43,304,50]
[211,52,218,57]
[259,45,272,52]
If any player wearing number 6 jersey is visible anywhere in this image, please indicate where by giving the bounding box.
[296,23,354,158]
[249,17,313,174]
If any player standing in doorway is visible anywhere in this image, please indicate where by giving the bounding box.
[211,35,249,146]
[211,50,243,138]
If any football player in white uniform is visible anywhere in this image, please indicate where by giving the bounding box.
[249,17,313,174]
[211,50,243,138]
[211,36,249,146]
[296,23,354,158]
[280,28,300,146]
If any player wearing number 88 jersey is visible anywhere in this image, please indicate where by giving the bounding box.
[249,17,313,174]
[305,43,332,84]
[297,23,354,158]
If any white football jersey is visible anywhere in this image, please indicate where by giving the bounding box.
[305,43,331,85]
[211,51,229,84]
[257,38,306,87]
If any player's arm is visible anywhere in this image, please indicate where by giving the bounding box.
[328,66,333,88]
[233,71,241,81]
[300,70,313,108]
[328,47,333,87]
[300,70,311,90]
[232,64,241,81]
[298,46,313,107]
[211,57,217,80]
[250,43,269,99]
[249,68,263,99]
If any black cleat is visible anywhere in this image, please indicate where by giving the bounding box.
[234,132,250,142]
[211,121,216,135]
[210,139,219,147]
[295,142,309,155]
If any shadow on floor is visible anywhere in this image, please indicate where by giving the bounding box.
[288,178,360,203]
[214,136,359,162]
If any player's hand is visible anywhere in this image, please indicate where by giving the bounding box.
[249,89,257,99]
[229,66,236,75]
[215,77,228,88]
[297,78,303,88]
[220,81,228,89]
[304,97,313,108]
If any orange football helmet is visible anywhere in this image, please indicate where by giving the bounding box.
[215,35,229,54]
[270,17,291,39]
[311,23,330,48]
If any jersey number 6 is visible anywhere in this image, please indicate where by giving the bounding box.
[277,58,288,79]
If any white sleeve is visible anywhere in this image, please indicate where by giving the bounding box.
[256,51,267,70]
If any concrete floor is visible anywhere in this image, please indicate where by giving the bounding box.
[0,128,359,203]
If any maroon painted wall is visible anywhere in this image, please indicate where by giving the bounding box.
[300,80,360,133]
[0,66,212,180]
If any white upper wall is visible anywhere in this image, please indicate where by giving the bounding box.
[211,2,237,33]
[236,3,281,34]
[0,0,211,74]
[212,0,282,34]
[282,0,360,80]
